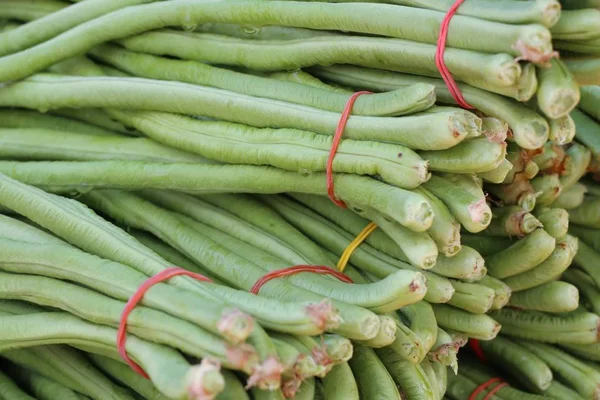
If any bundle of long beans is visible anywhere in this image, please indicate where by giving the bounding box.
[0,1,599,400]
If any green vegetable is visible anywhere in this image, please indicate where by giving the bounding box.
[349,344,401,400]
[478,336,553,392]
[507,281,580,313]
[485,229,555,279]
[0,1,554,83]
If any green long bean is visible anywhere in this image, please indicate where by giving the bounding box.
[489,308,600,344]
[432,304,500,340]
[0,163,434,231]
[419,138,506,174]
[0,369,36,400]
[479,335,552,392]
[485,229,555,279]
[0,271,254,372]
[0,1,554,83]
[0,73,475,151]
[516,340,600,400]
[119,30,521,96]
[87,354,174,400]
[482,205,542,238]
[423,175,491,233]
[375,347,435,400]
[0,128,212,164]
[196,193,331,266]
[89,190,426,314]
[321,363,359,400]
[83,190,381,340]
[563,269,600,315]
[536,58,580,119]
[0,0,158,56]
[0,109,117,136]
[91,44,435,117]
[311,65,550,150]
[0,1,67,22]
[109,109,429,190]
[350,345,401,399]
[1,345,135,400]
[4,363,86,400]
[502,236,575,291]
[572,109,600,161]
[507,281,580,313]
[0,311,224,400]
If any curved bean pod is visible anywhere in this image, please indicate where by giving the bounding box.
[562,269,600,315]
[0,73,474,151]
[533,207,568,238]
[502,235,574,291]
[0,128,210,164]
[516,340,600,400]
[420,138,506,174]
[447,281,495,314]
[3,364,83,400]
[0,271,255,372]
[118,30,521,93]
[423,174,492,233]
[375,347,435,400]
[398,301,438,358]
[0,0,157,56]
[90,44,435,116]
[0,312,224,400]
[0,0,553,82]
[479,336,549,392]
[536,58,580,119]
[0,344,135,400]
[0,163,434,231]
[0,109,117,136]
[110,110,429,190]
[350,345,401,400]
[321,363,359,400]
[490,308,600,344]
[485,229,555,279]
[88,353,175,400]
[310,65,550,150]
[479,276,512,310]
[432,304,501,340]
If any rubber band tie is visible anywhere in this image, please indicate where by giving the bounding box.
[337,222,378,272]
[117,267,213,378]
[326,91,372,208]
[468,377,508,400]
[435,0,475,109]
[250,265,353,295]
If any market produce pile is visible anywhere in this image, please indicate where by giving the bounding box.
[0,0,600,399]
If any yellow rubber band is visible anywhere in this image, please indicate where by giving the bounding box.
[336,222,378,273]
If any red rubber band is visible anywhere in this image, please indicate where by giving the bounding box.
[250,265,353,295]
[484,382,508,400]
[117,267,213,378]
[435,0,475,110]
[469,339,487,362]
[326,91,372,208]
[468,377,504,400]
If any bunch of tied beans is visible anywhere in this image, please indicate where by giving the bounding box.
[0,0,600,399]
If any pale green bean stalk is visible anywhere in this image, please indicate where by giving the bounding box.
[89,44,436,116]
[0,1,554,82]
[0,73,476,151]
